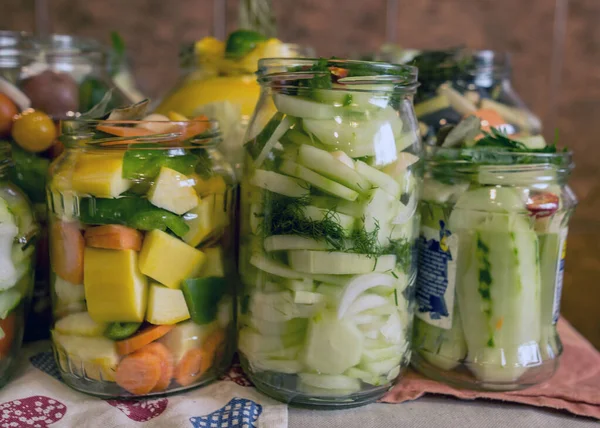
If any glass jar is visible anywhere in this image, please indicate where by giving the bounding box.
[238,58,422,407]
[0,142,38,387]
[412,146,576,390]
[0,32,131,341]
[155,34,313,178]
[376,48,542,143]
[48,118,236,398]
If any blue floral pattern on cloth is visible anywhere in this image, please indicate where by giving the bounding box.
[189,397,262,428]
[30,351,62,381]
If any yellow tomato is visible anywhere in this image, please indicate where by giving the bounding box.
[156,75,260,118]
[12,109,57,153]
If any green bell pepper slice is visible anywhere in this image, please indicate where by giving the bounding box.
[181,277,227,325]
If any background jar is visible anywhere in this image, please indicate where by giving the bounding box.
[0,142,38,388]
[412,146,576,390]
[0,31,132,341]
[237,58,422,407]
[48,119,236,398]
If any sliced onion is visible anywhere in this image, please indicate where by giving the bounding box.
[346,294,389,318]
[337,273,397,319]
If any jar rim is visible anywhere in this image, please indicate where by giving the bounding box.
[60,119,222,149]
[0,31,107,66]
[257,58,419,93]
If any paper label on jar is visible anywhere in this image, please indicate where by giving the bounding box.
[415,221,458,330]
[552,228,568,324]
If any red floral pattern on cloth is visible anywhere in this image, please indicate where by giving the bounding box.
[220,362,253,387]
[0,396,66,427]
[106,398,168,422]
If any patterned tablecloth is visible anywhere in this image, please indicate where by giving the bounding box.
[2,341,596,428]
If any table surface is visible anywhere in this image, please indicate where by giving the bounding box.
[11,341,598,428]
[288,397,599,428]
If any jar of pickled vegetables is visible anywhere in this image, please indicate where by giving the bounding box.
[155,31,313,178]
[48,118,235,397]
[238,58,422,407]
[377,48,542,143]
[0,142,38,387]
[412,119,576,390]
[0,32,131,341]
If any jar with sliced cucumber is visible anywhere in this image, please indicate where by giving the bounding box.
[47,108,236,398]
[412,116,576,391]
[0,142,39,388]
[238,58,422,407]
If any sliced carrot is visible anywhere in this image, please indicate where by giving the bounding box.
[0,313,16,357]
[173,328,226,387]
[469,109,506,137]
[116,324,175,356]
[96,125,155,138]
[202,328,226,356]
[495,317,504,331]
[50,221,85,284]
[142,342,174,392]
[174,349,211,387]
[177,115,211,142]
[115,350,162,395]
[85,225,144,251]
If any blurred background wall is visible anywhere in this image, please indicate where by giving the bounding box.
[2,0,599,349]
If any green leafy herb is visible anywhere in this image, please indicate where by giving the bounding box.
[263,194,346,250]
[122,146,200,181]
[383,238,413,272]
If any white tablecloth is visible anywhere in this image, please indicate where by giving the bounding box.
[3,341,595,428]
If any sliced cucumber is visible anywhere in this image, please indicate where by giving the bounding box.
[250,291,321,322]
[310,274,353,286]
[414,315,467,371]
[303,311,364,374]
[288,251,396,275]
[414,94,450,118]
[298,373,361,390]
[274,93,336,119]
[294,290,324,305]
[514,135,547,150]
[355,161,400,198]
[239,327,303,354]
[281,129,315,146]
[309,196,364,218]
[437,83,477,116]
[250,253,305,279]
[297,144,370,192]
[248,316,307,336]
[280,160,358,201]
[345,367,385,386]
[255,115,294,167]
[362,188,397,246]
[264,235,330,252]
[359,356,400,376]
[302,205,356,232]
[421,179,469,203]
[250,169,309,198]
[337,273,397,319]
[317,283,344,308]
[283,278,315,292]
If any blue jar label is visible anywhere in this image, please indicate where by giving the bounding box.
[416,221,458,330]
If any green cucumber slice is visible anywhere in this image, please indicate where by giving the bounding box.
[359,356,400,376]
[248,317,307,336]
[250,169,309,198]
[238,327,304,354]
[252,358,304,374]
[280,160,359,201]
[250,253,305,279]
[344,367,385,385]
[288,251,397,275]
[361,344,404,363]
[273,93,336,119]
[302,205,356,232]
[264,235,330,252]
[293,290,324,305]
[254,115,294,167]
[355,161,400,198]
[297,144,370,192]
[303,311,364,374]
